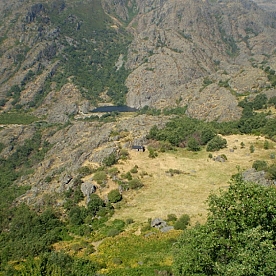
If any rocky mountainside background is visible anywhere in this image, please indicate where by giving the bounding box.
[0,0,276,206]
[0,0,276,119]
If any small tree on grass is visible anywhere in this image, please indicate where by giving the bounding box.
[107,189,122,203]
[174,214,190,230]
[206,135,227,152]
[102,153,117,166]
[187,137,200,151]
[87,194,105,216]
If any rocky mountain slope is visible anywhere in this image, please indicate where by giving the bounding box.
[0,0,275,121]
[252,0,276,11]
[0,0,276,206]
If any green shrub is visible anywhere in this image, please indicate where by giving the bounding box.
[148,147,158,158]
[128,178,143,190]
[93,171,107,185]
[103,153,118,166]
[267,164,276,180]
[108,189,122,203]
[206,135,227,152]
[107,228,121,237]
[119,149,129,160]
[264,140,269,150]
[130,165,138,173]
[250,144,255,153]
[187,137,200,151]
[252,160,268,171]
[108,167,120,177]
[174,214,190,230]
[121,171,132,180]
[220,154,228,161]
[126,218,134,225]
[78,166,93,176]
[166,214,177,222]
[87,194,105,216]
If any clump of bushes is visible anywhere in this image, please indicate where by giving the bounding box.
[252,160,268,171]
[102,153,118,166]
[174,214,190,230]
[206,135,227,152]
[108,189,122,203]
[128,178,144,189]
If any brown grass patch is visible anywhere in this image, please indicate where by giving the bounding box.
[109,134,275,225]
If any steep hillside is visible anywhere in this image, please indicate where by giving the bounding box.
[125,0,276,116]
[0,0,275,214]
[0,0,275,122]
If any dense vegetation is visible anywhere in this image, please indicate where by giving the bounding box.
[147,93,276,152]
[173,174,276,275]
[42,0,131,106]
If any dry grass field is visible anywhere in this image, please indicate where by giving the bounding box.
[109,134,276,225]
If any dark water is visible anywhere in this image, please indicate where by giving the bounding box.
[91,105,138,113]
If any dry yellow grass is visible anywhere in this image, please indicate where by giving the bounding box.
[109,134,276,225]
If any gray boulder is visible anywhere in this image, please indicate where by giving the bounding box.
[151,218,167,229]
[81,182,97,203]
[242,168,272,186]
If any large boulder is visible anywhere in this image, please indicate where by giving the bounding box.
[81,182,97,203]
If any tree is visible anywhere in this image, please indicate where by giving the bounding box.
[187,137,200,151]
[174,214,190,230]
[103,153,117,166]
[108,189,122,203]
[173,175,276,275]
[87,194,105,216]
[206,135,227,152]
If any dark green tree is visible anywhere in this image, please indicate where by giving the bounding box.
[206,135,227,152]
[87,194,105,216]
[187,137,200,152]
[107,189,122,203]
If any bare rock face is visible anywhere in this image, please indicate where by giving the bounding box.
[81,182,97,203]
[186,84,242,122]
[34,83,83,123]
[125,0,276,119]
